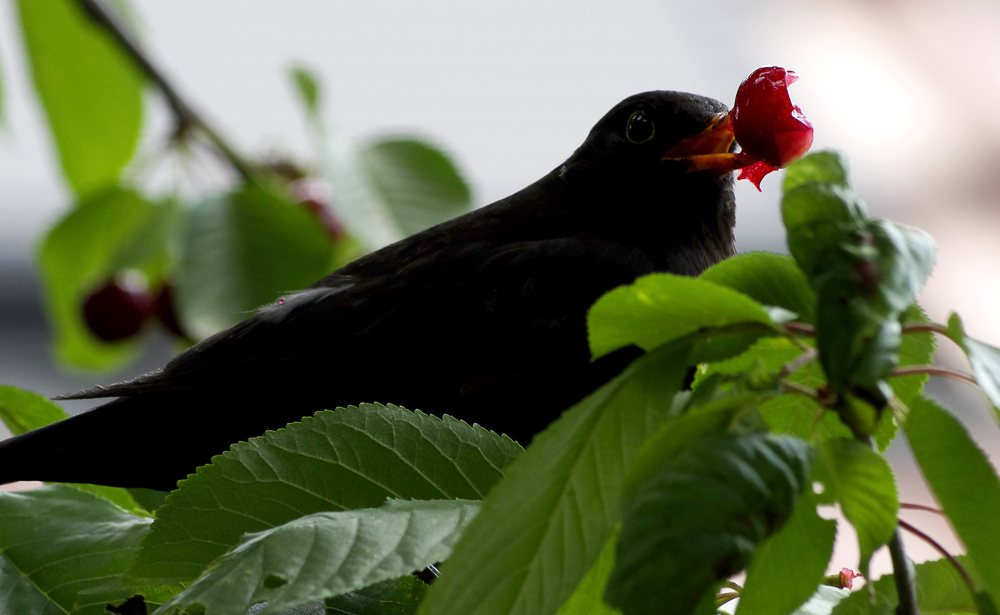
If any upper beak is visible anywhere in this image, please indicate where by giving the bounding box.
[661,112,748,173]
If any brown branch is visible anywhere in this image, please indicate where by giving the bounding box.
[900,503,944,515]
[780,348,818,378]
[898,519,977,598]
[784,322,815,336]
[890,365,977,385]
[76,0,256,181]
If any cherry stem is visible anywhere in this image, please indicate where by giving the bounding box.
[898,519,977,597]
[716,592,740,608]
[782,380,820,400]
[76,0,256,182]
[723,580,743,593]
[784,322,815,336]
[900,503,944,515]
[780,348,818,378]
[900,322,950,336]
[890,365,977,385]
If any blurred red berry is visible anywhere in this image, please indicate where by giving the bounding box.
[154,284,185,337]
[82,278,154,342]
[732,66,813,169]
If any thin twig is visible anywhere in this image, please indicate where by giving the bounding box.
[899,503,944,515]
[890,365,977,385]
[898,519,977,597]
[723,580,743,593]
[784,322,815,336]
[76,0,256,181]
[901,322,950,336]
[716,592,740,608]
[782,380,820,399]
[780,348,819,378]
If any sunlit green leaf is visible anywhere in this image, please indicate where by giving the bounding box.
[832,556,987,615]
[154,500,478,615]
[905,396,1000,606]
[419,342,691,615]
[945,313,1000,415]
[556,529,621,615]
[128,404,520,585]
[700,252,816,324]
[588,273,775,359]
[783,150,852,193]
[0,385,68,435]
[16,0,143,195]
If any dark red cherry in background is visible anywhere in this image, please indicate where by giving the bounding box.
[154,283,185,338]
[730,66,813,190]
[82,277,155,342]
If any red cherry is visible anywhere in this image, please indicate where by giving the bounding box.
[154,284,185,338]
[82,278,154,342]
[732,66,813,169]
[293,178,345,241]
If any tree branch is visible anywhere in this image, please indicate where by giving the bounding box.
[76,0,256,181]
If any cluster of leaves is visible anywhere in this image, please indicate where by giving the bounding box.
[11,0,473,368]
[4,151,1000,615]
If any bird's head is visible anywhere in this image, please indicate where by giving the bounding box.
[572,91,738,183]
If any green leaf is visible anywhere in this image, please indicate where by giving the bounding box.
[787,586,851,615]
[588,273,776,359]
[154,499,478,615]
[556,529,621,615]
[418,342,691,615]
[832,556,985,615]
[813,438,897,576]
[784,150,852,193]
[0,384,68,435]
[38,188,174,370]
[16,0,143,195]
[128,404,520,585]
[700,252,817,324]
[175,183,335,339]
[0,484,165,615]
[605,434,813,615]
[736,491,837,615]
[782,182,866,280]
[290,65,321,116]
[325,576,428,615]
[945,313,1000,415]
[358,138,473,238]
[904,396,1000,606]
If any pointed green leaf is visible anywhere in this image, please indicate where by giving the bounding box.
[0,485,166,615]
[813,438,897,576]
[945,313,1000,415]
[418,342,691,615]
[736,491,837,615]
[606,434,813,615]
[290,65,321,116]
[16,0,143,195]
[176,183,335,338]
[358,138,473,238]
[556,529,621,615]
[154,500,478,615]
[700,252,816,324]
[38,188,174,370]
[128,404,520,585]
[783,150,852,193]
[588,273,776,359]
[905,396,1000,605]
[0,385,68,435]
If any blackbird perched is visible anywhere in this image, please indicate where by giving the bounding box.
[0,91,738,491]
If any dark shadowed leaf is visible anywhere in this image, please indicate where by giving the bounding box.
[606,434,813,615]
[175,183,334,339]
[16,0,143,195]
[154,500,478,615]
[813,438,897,576]
[325,576,428,615]
[38,188,175,370]
[588,273,775,359]
[127,404,520,585]
[0,485,172,615]
[905,396,1000,606]
[700,252,816,324]
[418,342,691,615]
[736,491,836,615]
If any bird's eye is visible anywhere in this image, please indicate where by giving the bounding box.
[626,110,655,144]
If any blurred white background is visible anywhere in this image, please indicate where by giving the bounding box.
[1,0,999,578]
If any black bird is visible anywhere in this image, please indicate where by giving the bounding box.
[0,91,738,491]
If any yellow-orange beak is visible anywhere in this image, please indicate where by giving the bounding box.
[661,112,748,173]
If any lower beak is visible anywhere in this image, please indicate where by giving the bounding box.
[661,112,751,173]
